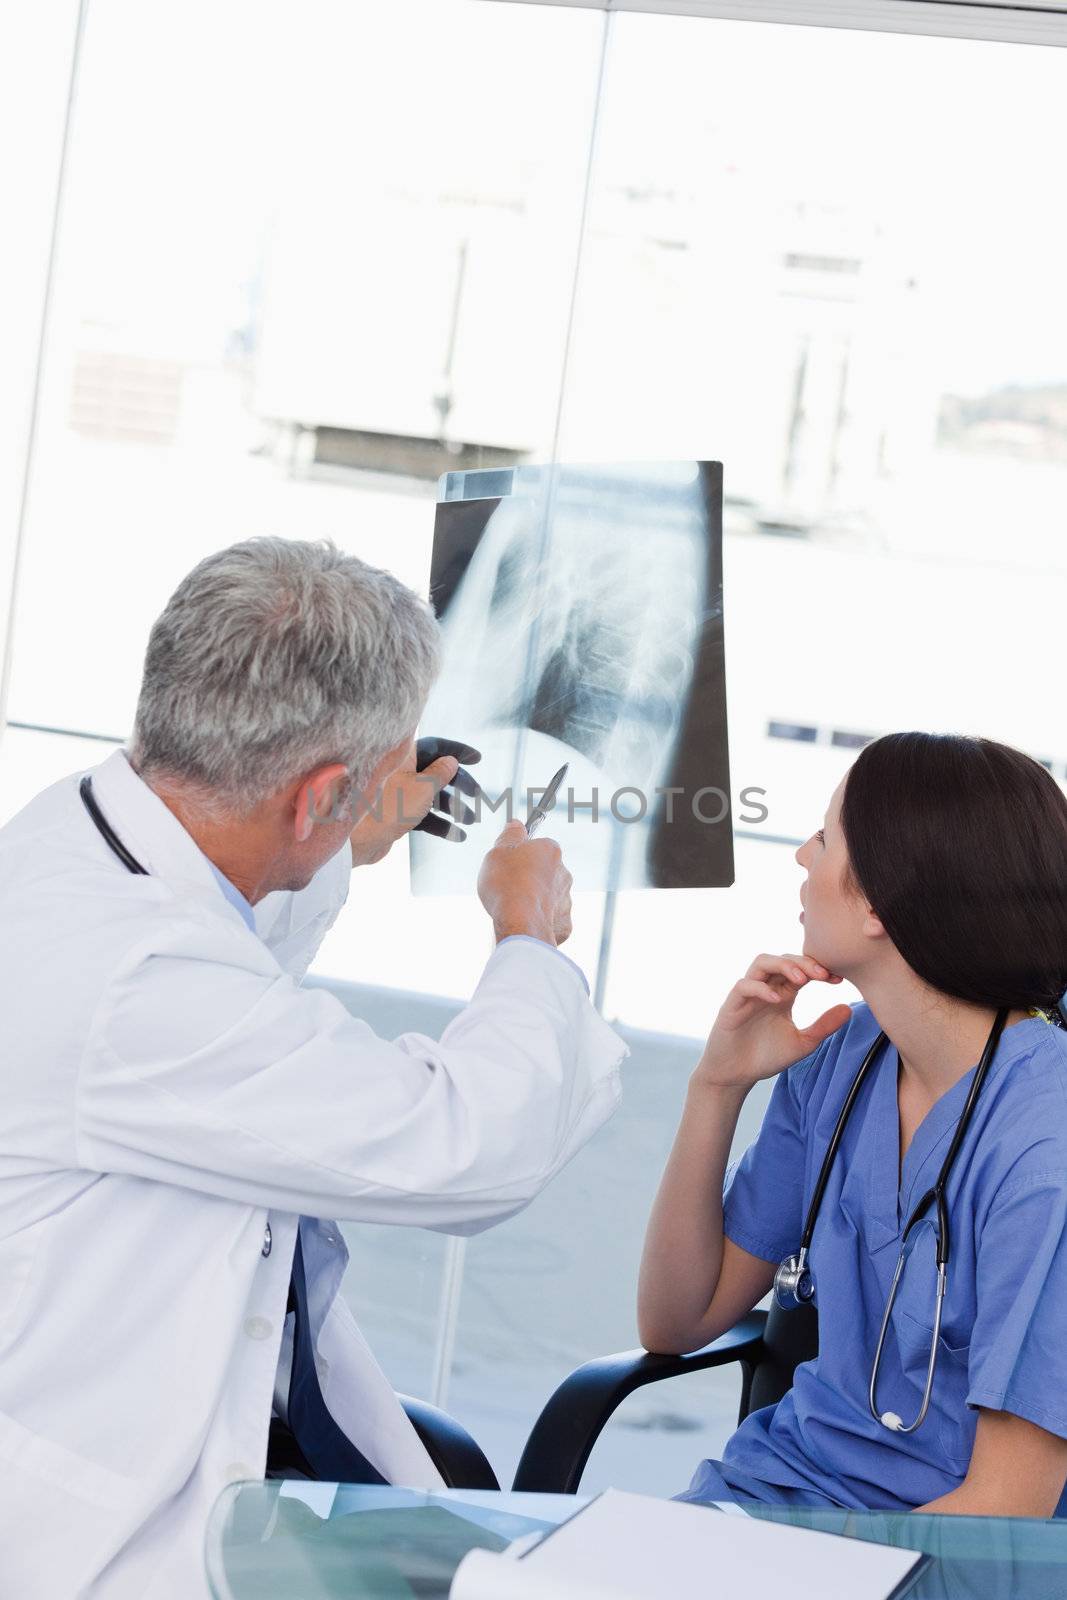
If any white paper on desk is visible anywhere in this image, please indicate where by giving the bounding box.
[451,1543,622,1600]
[449,1488,924,1600]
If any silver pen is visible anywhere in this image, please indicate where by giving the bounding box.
[526,762,569,836]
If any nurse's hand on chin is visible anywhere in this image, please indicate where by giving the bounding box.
[693,952,851,1095]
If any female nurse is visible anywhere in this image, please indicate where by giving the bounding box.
[639,731,1067,1517]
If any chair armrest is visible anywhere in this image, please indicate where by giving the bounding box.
[398,1393,500,1491]
[511,1311,768,1494]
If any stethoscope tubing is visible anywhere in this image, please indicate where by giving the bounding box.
[799,1008,1009,1262]
[795,1028,887,1255]
[775,1003,1010,1434]
[79,775,148,875]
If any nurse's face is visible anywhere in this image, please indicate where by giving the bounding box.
[794,776,879,979]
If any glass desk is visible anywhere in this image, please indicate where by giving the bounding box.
[205,1482,1067,1599]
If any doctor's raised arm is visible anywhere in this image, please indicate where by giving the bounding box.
[0,536,628,1600]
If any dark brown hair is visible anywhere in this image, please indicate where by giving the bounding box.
[840,732,1067,1014]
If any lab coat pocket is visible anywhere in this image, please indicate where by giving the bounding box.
[0,1233,36,1331]
[0,1407,136,1511]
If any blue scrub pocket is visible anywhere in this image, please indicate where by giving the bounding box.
[888,1218,941,1336]
[894,1310,974,1473]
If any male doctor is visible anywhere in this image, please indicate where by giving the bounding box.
[0,536,628,1598]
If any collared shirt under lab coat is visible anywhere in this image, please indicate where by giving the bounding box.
[0,749,629,1599]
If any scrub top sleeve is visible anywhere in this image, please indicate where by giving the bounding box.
[967,1171,1067,1440]
[721,1050,820,1266]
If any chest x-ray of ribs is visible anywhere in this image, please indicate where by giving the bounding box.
[411,462,730,896]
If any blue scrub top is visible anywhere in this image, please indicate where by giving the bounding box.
[678,1004,1067,1514]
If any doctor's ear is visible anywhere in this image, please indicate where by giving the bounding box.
[293,763,350,843]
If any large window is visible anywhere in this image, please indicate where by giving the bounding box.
[574,14,1067,1040]
[1,0,1064,1493]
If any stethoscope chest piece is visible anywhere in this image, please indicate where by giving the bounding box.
[773,1250,815,1310]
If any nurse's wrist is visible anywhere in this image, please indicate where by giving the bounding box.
[686,1069,750,1110]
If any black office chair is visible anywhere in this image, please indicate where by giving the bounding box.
[512,1299,818,1493]
[399,1392,500,1490]
[305,1300,814,1494]
[390,1303,818,1493]
[265,1395,501,1489]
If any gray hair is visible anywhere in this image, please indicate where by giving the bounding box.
[128,536,441,817]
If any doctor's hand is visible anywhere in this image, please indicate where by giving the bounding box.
[412,736,482,841]
[693,952,851,1094]
[349,745,467,867]
[477,818,573,948]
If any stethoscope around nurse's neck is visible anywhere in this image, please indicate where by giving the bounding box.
[773,1006,1010,1436]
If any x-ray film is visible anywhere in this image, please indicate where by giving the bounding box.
[410,461,732,894]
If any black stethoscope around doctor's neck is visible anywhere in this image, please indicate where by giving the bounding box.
[80,775,148,875]
[773,1006,1010,1437]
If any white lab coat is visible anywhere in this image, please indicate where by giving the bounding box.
[0,749,628,1598]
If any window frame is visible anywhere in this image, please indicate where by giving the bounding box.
[477,0,1067,50]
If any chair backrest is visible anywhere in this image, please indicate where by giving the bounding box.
[742,1299,819,1418]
